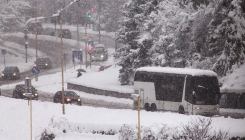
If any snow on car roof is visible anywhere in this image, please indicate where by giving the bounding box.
[136,67,217,76]
[25,16,46,25]
[95,44,105,48]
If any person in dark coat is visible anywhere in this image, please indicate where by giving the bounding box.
[77,71,82,77]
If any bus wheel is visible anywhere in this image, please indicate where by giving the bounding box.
[144,103,150,111]
[179,106,185,114]
[150,103,157,112]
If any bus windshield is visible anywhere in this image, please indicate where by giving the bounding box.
[192,76,220,105]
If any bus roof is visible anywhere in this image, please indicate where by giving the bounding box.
[136,67,217,77]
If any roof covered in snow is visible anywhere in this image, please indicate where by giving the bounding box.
[136,67,218,76]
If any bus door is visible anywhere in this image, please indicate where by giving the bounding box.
[185,91,196,115]
[186,100,193,115]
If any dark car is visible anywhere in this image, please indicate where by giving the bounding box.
[13,84,38,100]
[26,21,43,35]
[1,66,20,80]
[35,57,52,69]
[58,29,72,39]
[42,27,55,36]
[91,44,108,62]
[53,91,81,106]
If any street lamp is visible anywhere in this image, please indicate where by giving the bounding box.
[24,77,33,140]
[1,49,6,67]
[24,29,29,63]
[52,0,80,115]
[25,41,29,63]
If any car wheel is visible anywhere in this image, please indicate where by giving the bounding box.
[14,93,19,99]
[144,103,150,111]
[53,98,57,103]
[179,106,185,114]
[150,103,157,112]
[13,93,16,98]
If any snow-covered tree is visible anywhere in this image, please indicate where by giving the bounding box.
[212,0,245,76]
[152,0,194,68]
[0,1,31,32]
[115,0,157,85]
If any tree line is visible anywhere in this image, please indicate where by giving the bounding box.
[114,0,245,85]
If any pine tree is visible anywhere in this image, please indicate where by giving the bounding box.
[115,0,157,85]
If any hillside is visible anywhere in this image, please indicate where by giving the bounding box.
[0,1,31,32]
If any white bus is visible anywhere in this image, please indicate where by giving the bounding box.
[132,67,221,115]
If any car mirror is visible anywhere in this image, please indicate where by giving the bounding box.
[192,91,196,104]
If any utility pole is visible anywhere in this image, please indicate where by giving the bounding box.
[115,0,120,51]
[85,1,88,68]
[76,3,80,45]
[54,0,57,37]
[35,0,38,81]
[24,29,29,63]
[98,0,101,43]
[59,12,65,115]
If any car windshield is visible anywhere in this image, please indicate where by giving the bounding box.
[93,47,104,53]
[4,67,16,71]
[20,85,36,92]
[37,58,48,63]
[192,76,220,105]
[65,91,77,96]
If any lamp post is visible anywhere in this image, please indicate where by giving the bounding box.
[97,0,101,43]
[24,29,29,63]
[24,77,33,140]
[25,41,29,63]
[52,0,80,115]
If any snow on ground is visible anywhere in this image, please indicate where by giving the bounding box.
[0,41,46,73]
[1,95,245,140]
[0,24,245,139]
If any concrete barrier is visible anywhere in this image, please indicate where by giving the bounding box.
[67,83,132,99]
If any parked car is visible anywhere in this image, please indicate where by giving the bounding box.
[91,44,108,62]
[58,29,72,39]
[42,27,55,36]
[35,57,52,69]
[53,91,81,106]
[26,21,43,35]
[1,66,20,80]
[13,84,38,100]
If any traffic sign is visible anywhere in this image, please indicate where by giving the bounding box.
[72,50,83,62]
[31,66,40,74]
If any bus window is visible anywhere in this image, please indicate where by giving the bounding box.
[155,75,184,102]
[191,76,220,105]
